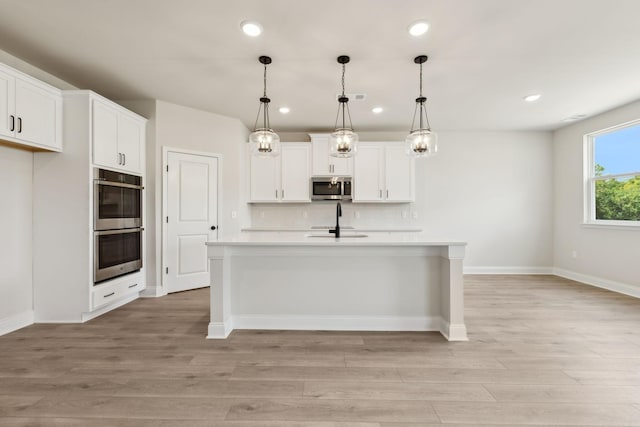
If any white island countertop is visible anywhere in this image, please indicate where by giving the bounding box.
[206,232,468,342]
[207,232,466,247]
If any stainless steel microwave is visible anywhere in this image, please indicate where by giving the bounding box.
[311,177,352,201]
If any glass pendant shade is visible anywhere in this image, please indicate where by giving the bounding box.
[249,56,280,157]
[329,128,358,157]
[407,55,438,158]
[249,127,280,156]
[406,129,437,157]
[329,56,358,158]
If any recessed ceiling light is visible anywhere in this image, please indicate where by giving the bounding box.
[408,20,430,37]
[278,107,290,114]
[372,107,383,114]
[523,94,541,102]
[241,21,263,37]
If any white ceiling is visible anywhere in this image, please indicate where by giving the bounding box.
[1,0,640,132]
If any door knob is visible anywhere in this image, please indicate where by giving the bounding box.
[210,226,217,230]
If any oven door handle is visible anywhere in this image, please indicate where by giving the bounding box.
[95,227,144,236]
[94,180,144,190]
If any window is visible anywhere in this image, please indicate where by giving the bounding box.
[584,120,640,226]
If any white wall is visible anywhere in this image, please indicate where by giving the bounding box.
[0,145,34,333]
[553,100,640,294]
[250,131,554,270]
[122,100,250,295]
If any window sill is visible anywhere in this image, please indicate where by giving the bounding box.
[581,222,640,231]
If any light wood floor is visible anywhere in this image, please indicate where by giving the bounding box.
[1,275,640,426]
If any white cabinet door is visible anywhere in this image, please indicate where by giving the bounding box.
[353,144,383,202]
[92,100,119,168]
[14,78,61,150]
[311,135,352,176]
[92,98,144,173]
[0,69,15,139]
[117,113,143,173]
[250,155,279,201]
[385,145,414,202]
[281,144,310,202]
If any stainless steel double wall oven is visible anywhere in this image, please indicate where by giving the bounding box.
[93,168,143,283]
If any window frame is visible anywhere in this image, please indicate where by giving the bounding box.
[583,119,640,228]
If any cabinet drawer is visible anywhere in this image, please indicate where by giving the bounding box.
[92,277,144,310]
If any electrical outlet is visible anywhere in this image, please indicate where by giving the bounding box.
[354,211,360,219]
[402,211,408,219]
[302,211,308,219]
[412,211,418,220]
[231,211,237,219]
[571,250,578,259]
[260,211,265,219]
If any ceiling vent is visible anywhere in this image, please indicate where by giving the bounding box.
[336,93,367,101]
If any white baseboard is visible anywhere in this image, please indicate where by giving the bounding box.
[0,310,34,336]
[207,320,233,339]
[231,314,441,332]
[554,268,640,299]
[81,293,139,322]
[140,285,166,298]
[464,266,554,275]
[439,318,469,341]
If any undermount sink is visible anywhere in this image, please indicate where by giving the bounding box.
[305,233,368,238]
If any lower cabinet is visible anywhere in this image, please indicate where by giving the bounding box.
[250,143,311,203]
[92,273,144,311]
[353,142,415,202]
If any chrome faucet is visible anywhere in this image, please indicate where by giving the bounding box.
[329,202,342,238]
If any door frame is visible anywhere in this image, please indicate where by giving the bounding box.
[161,146,222,296]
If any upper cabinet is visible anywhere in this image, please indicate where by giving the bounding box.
[250,143,311,203]
[92,98,144,173]
[310,133,352,176]
[353,142,415,203]
[0,63,62,152]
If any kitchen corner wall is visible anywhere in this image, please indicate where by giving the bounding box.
[553,100,640,293]
[121,100,250,296]
[252,131,554,270]
[0,49,78,334]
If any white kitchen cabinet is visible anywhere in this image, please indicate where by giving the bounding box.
[353,142,414,203]
[310,133,352,176]
[92,98,144,173]
[250,143,311,203]
[0,62,62,151]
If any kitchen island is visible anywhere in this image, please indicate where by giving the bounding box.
[206,232,468,341]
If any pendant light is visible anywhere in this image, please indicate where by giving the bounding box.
[249,56,280,156]
[329,55,358,158]
[406,55,438,157]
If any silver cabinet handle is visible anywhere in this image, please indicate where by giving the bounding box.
[104,292,115,298]
[386,189,389,199]
[9,115,15,132]
[122,153,126,166]
[118,153,122,165]
[282,189,285,199]
[17,117,22,133]
[128,283,138,288]
[275,189,278,199]
[379,189,382,198]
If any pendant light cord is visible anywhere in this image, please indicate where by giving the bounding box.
[334,62,354,131]
[253,62,271,131]
[410,59,431,132]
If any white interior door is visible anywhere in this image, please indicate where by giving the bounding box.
[166,151,218,293]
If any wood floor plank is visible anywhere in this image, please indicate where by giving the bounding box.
[564,369,640,385]
[231,366,402,382]
[114,378,304,398]
[7,395,231,420]
[432,401,640,425]
[303,381,495,401]
[485,384,640,403]
[225,399,439,423]
[398,367,578,384]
